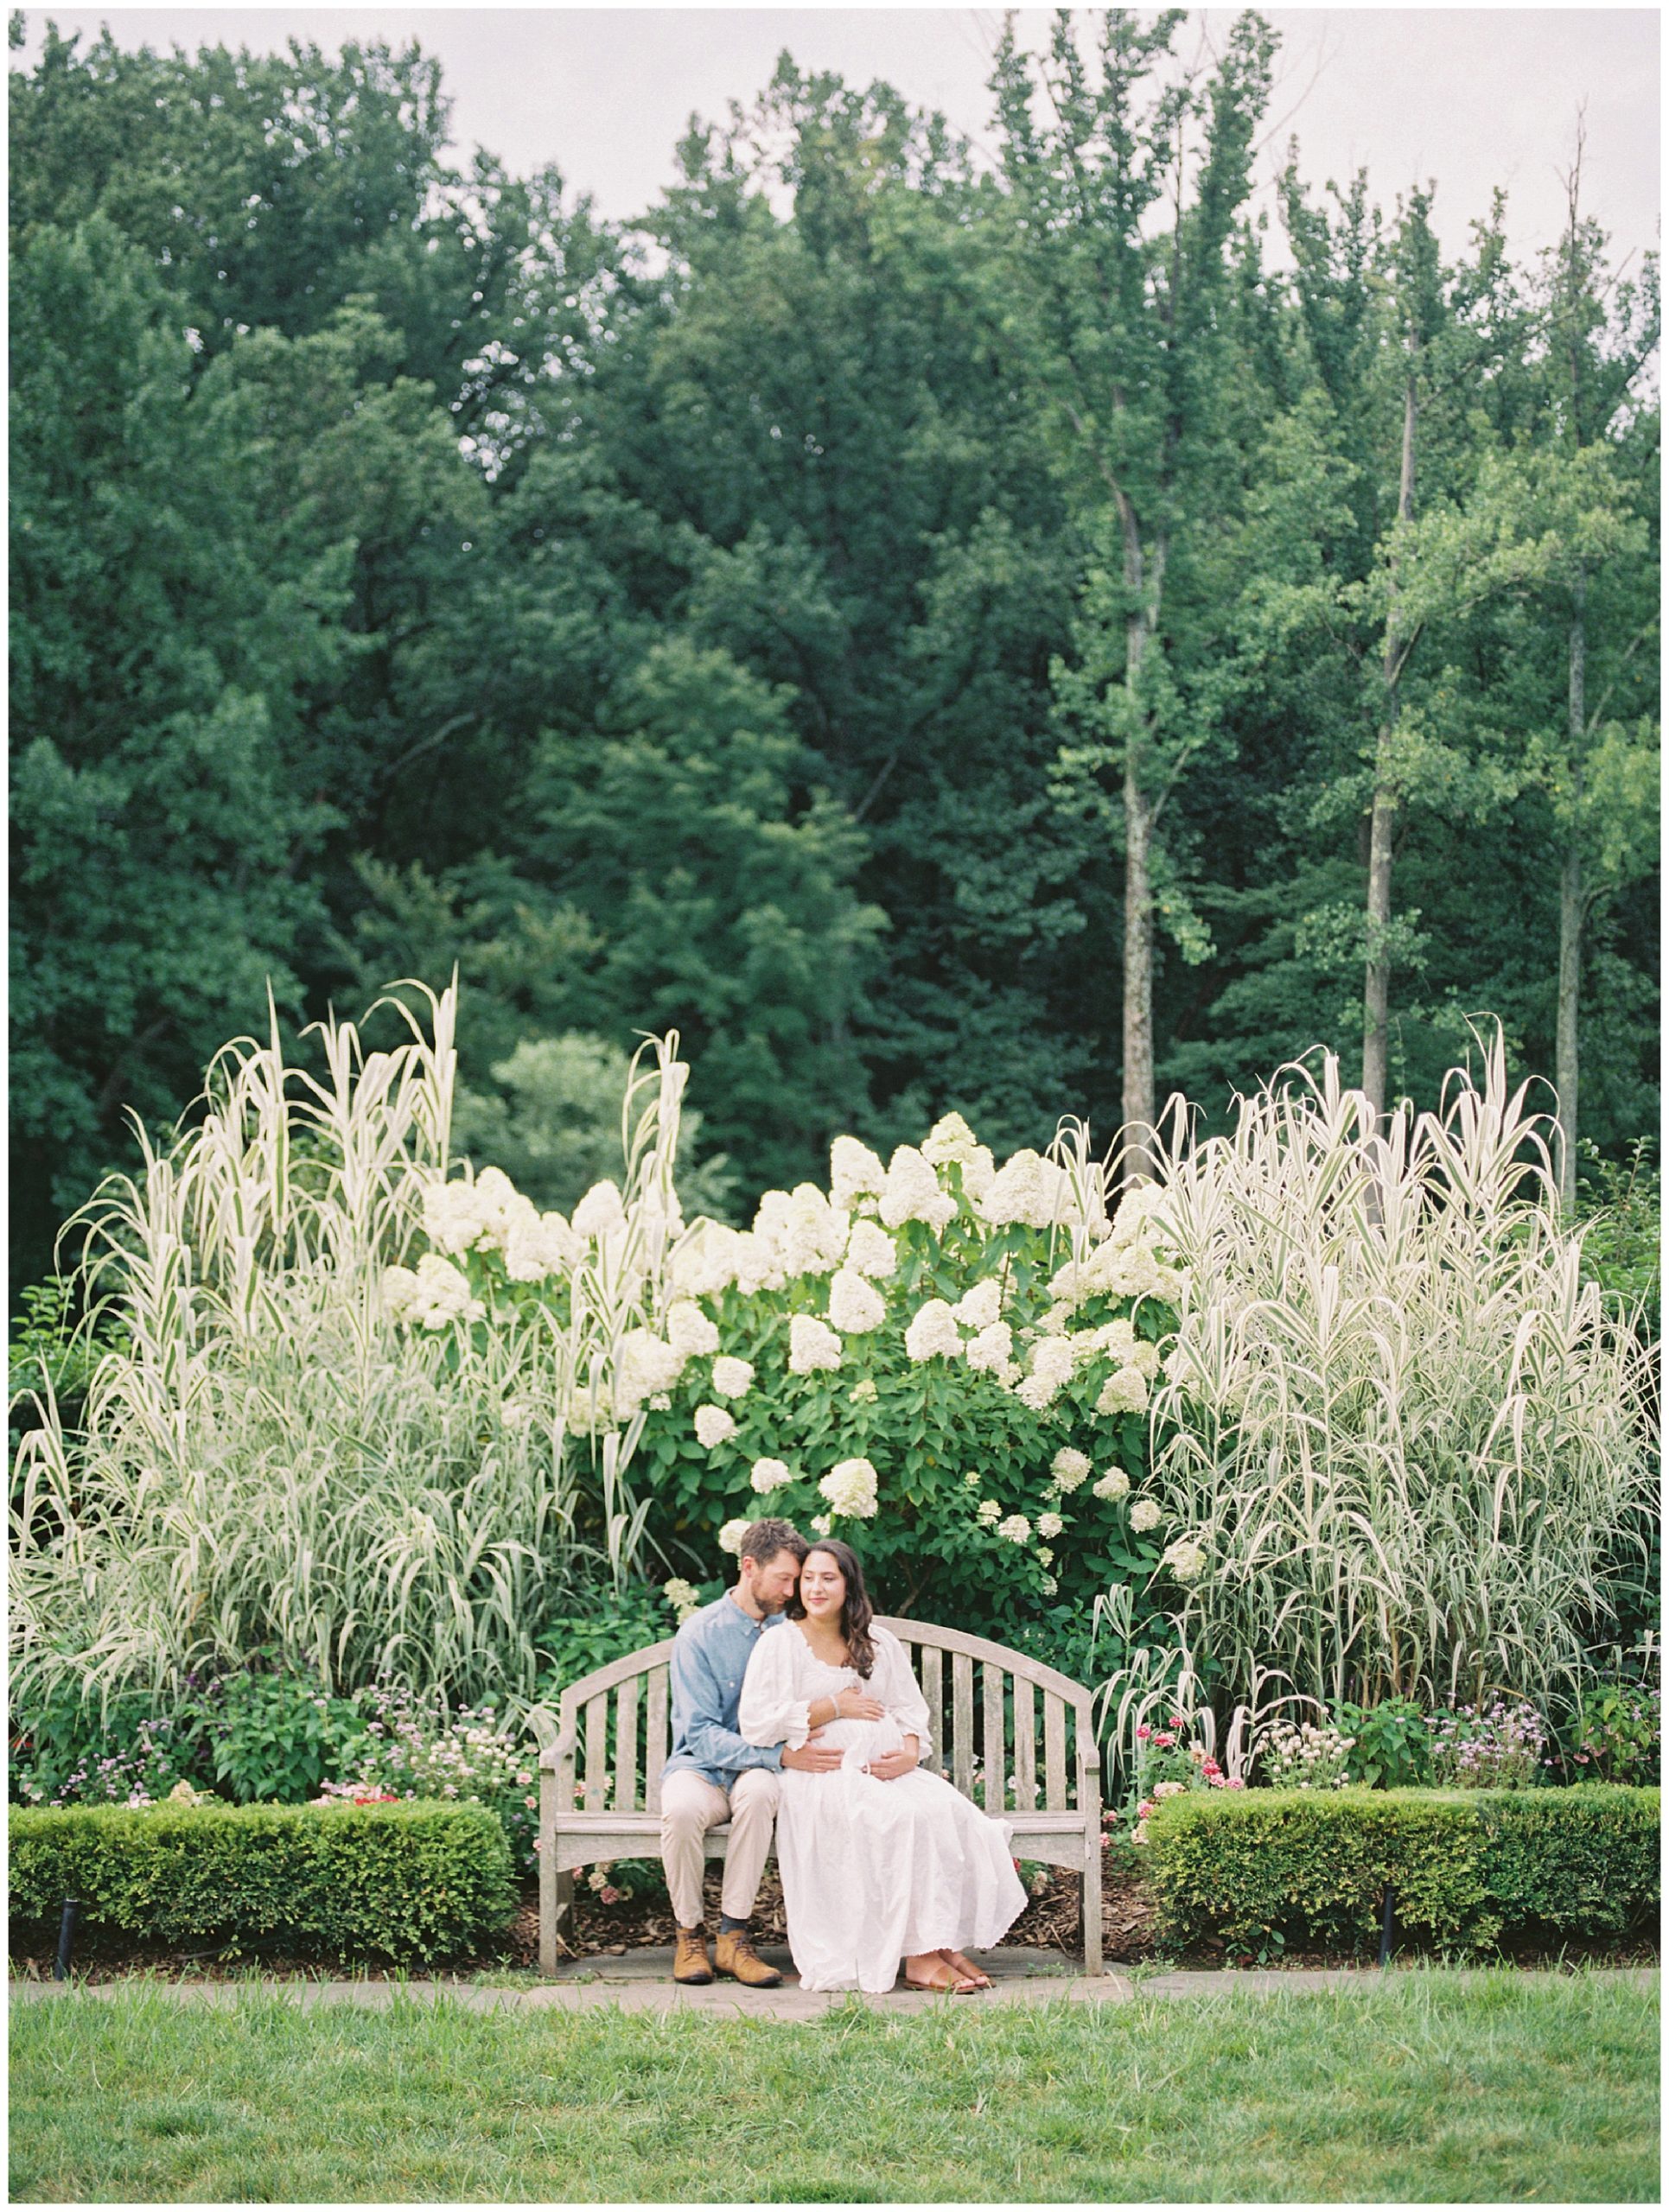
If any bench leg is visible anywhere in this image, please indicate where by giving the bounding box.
[1080,1837,1103,1978]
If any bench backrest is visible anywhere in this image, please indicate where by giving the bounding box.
[539,1618,1100,1819]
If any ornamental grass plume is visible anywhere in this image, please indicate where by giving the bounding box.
[1147,1031,1656,1719]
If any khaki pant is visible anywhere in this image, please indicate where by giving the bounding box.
[659,1766,780,1929]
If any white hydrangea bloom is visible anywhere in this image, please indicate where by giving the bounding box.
[828,1268,886,1334]
[1015,1375,1057,1413]
[977,1498,1002,1526]
[408,1253,486,1330]
[1128,1338,1163,1381]
[1108,1181,1172,1249]
[717,1518,750,1556]
[788,1314,843,1375]
[844,1218,899,1280]
[1041,1573,1059,1597]
[1036,1510,1064,1540]
[711,1356,755,1400]
[662,1577,703,1623]
[1035,1301,1077,1338]
[977,1147,1070,1230]
[669,1224,742,1300]
[1130,1497,1163,1532]
[950,1277,1003,1330]
[1163,1341,1194,1387]
[379,1265,420,1323]
[774,1184,850,1277]
[996,1514,1031,1545]
[421,1177,493,1256]
[500,1395,533,1431]
[733,1230,789,1296]
[830,1135,887,1211]
[571,1180,627,1239]
[904,1298,964,1363]
[1097,1367,1150,1418]
[963,1468,983,1489]
[965,1319,1016,1376]
[666,1300,721,1358]
[750,1457,790,1494]
[564,1379,616,1437]
[1051,1447,1092,1491]
[614,1329,687,1414]
[848,1378,878,1404]
[694,1403,738,1449]
[1027,1337,1077,1399]
[1092,1317,1138,1360]
[1036,1545,1054,1569]
[810,1513,833,1538]
[921,1110,980,1166]
[1048,1256,1089,1308]
[1092,1467,1131,1502]
[504,1208,582,1281]
[878,1145,958,1233]
[1163,1536,1207,1581]
[819,1456,879,1518]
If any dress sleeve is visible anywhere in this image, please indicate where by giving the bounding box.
[737,1624,812,1751]
[873,1628,932,1758]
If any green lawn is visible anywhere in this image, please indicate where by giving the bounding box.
[10,1970,1659,2202]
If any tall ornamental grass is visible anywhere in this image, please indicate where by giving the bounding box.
[1143,1033,1655,1730]
[10,984,689,1711]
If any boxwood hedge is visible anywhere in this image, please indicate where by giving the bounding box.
[9,1800,519,1965]
[1145,1785,1660,1957]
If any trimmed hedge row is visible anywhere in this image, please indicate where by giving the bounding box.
[9,1801,518,1965]
[1146,1785,1660,1957]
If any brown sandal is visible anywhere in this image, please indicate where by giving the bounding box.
[937,1948,993,1989]
[904,1960,983,1994]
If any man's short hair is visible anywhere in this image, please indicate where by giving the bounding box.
[739,1517,808,1568]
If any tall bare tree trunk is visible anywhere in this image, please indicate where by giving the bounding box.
[1118,512,1166,1179]
[1362,370,1418,1121]
[1557,564,1587,1207]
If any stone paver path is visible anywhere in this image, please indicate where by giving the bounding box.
[13,1950,1655,2024]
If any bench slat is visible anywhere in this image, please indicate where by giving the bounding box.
[1044,1691,1067,1810]
[983,1662,1005,1813]
[1013,1674,1037,1811]
[920,1644,943,1774]
[952,1652,974,1798]
[615,1675,640,1815]
[584,1692,609,1811]
[645,1666,669,1814]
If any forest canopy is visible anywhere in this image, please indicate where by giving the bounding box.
[9,11,1659,1294]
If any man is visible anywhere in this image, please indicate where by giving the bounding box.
[659,1516,842,1986]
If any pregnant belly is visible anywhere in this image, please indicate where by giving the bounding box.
[816,1714,906,1764]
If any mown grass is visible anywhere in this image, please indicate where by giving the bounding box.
[10,1969,1658,2202]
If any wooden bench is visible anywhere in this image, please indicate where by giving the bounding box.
[526,1616,1105,1976]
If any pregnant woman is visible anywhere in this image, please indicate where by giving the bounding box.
[737,1537,1028,1993]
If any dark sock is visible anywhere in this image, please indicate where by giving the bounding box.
[718,1913,749,1936]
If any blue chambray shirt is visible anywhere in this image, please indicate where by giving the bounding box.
[662,1592,787,1788]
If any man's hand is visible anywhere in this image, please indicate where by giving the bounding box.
[865,1738,920,1782]
[781,1732,844,1773]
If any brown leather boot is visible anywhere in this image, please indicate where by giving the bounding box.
[713,1927,782,1987]
[672,1926,713,1985]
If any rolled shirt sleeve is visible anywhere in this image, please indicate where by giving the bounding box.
[738,1624,812,1751]
[670,1624,784,1775]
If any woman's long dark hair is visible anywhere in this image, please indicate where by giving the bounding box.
[789,1538,876,1678]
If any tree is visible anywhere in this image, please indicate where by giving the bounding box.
[986,10,1277,1172]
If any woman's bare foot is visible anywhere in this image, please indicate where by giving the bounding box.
[936,1947,992,1988]
[903,1950,980,1993]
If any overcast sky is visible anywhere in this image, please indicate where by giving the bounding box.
[12,6,1661,270]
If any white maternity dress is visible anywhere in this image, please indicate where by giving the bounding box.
[737,1619,1028,1993]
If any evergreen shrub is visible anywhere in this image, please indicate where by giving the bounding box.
[9,1800,517,1964]
[1146,1785,1659,1958]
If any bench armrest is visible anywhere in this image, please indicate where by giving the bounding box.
[538,1731,577,1775]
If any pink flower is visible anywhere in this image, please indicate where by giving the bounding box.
[1153,1732,1175,1750]
[1226,1776,1245,1789]
[1137,1799,1156,1820]
[600,1886,621,1905]
[1136,1724,1151,1741]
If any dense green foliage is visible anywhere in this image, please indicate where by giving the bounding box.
[8,1800,518,1962]
[9,18,1659,1298]
[1146,1784,1660,1959]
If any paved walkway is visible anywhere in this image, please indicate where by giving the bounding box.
[13,1950,1656,2023]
